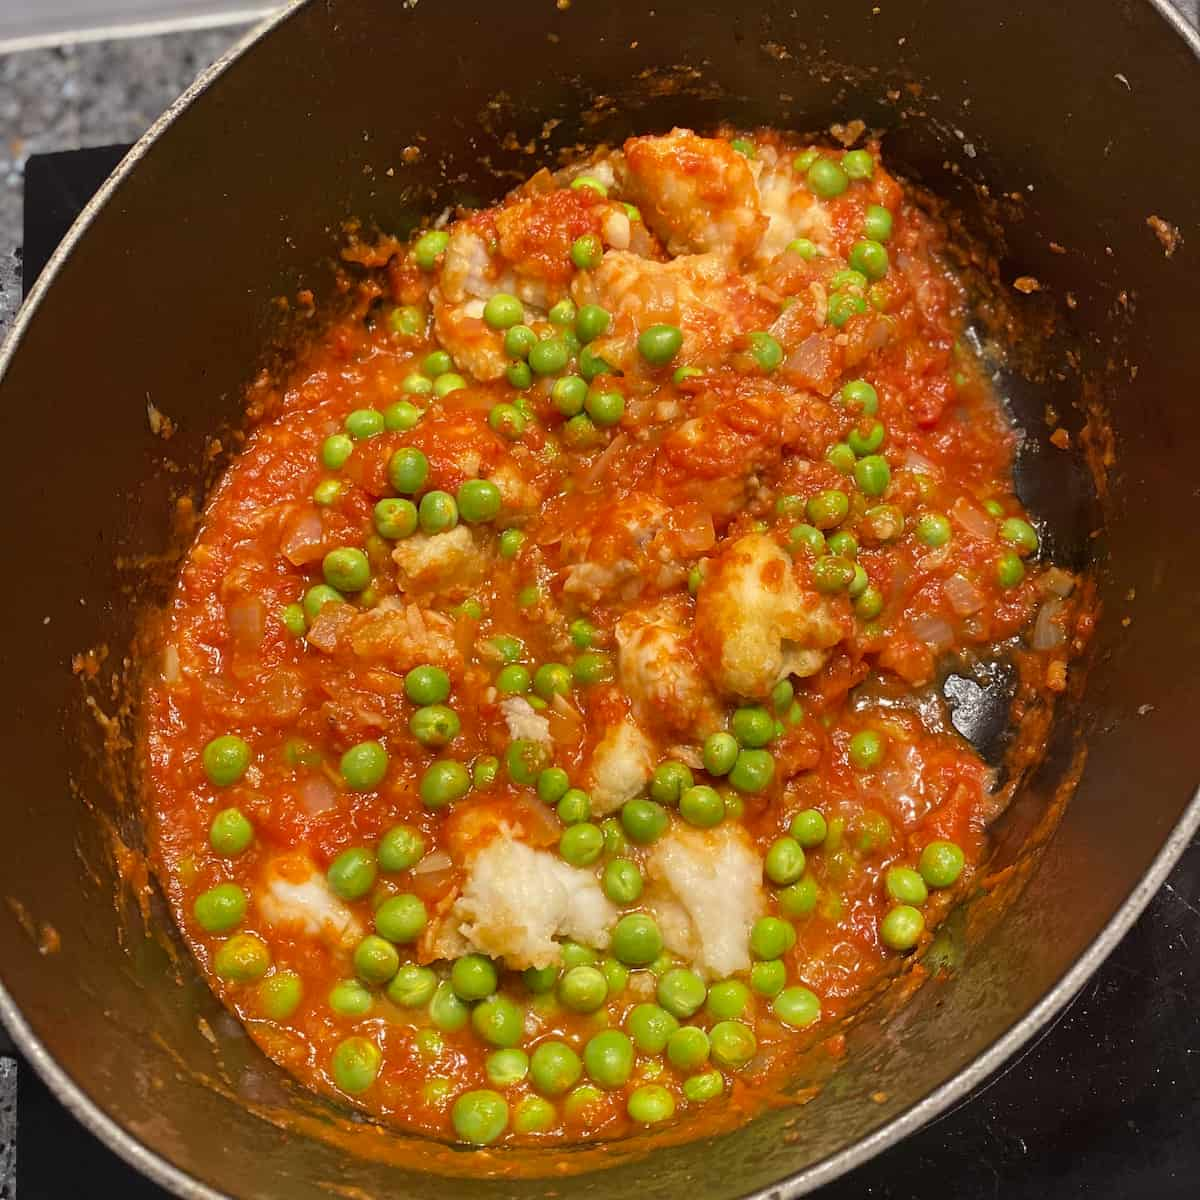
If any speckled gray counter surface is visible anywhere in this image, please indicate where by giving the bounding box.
[0,24,249,336]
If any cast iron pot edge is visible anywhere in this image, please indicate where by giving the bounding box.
[2,2,1199,1196]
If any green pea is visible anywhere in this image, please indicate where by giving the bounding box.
[563,621,594,653]
[387,303,424,336]
[663,1025,709,1071]
[414,1029,444,1058]
[505,739,551,786]
[372,893,425,944]
[530,1041,582,1097]
[488,405,529,444]
[450,1088,509,1145]
[313,478,343,507]
[657,968,706,1019]
[709,1019,757,1068]
[331,1036,382,1098]
[915,512,952,548]
[545,378,584,421]
[405,664,450,705]
[919,840,965,888]
[498,326,535,363]
[702,732,738,776]
[413,229,449,271]
[496,665,532,697]
[512,1094,556,1133]
[880,904,925,951]
[435,370,465,395]
[325,848,376,900]
[209,807,253,856]
[558,964,608,1013]
[344,408,384,440]
[848,239,890,281]
[849,561,870,595]
[750,916,796,960]
[813,555,856,593]
[622,1004,675,1056]
[321,548,369,594]
[499,360,529,389]
[807,158,849,198]
[679,784,724,828]
[422,981,468,1033]
[522,964,559,994]
[840,380,878,416]
[620,798,668,844]
[788,811,827,850]
[729,706,772,749]
[452,479,500,525]
[770,985,820,1031]
[644,763,691,810]
[730,749,774,793]
[601,956,629,995]
[483,1047,529,1089]
[842,148,875,180]
[572,651,613,685]
[634,322,682,365]
[419,759,470,808]
[383,963,435,1008]
[785,526,824,562]
[408,703,459,749]
[571,304,609,344]
[400,372,433,397]
[559,822,604,867]
[1001,517,1039,556]
[370,497,417,541]
[580,387,621,427]
[256,969,302,1021]
[828,292,868,327]
[387,447,429,495]
[202,735,251,787]
[848,729,886,771]
[864,204,893,242]
[705,979,750,1021]
[376,825,424,873]
[570,234,602,270]
[574,1029,632,1089]
[447,953,496,1002]
[611,913,663,966]
[541,297,575,328]
[682,1070,724,1103]
[523,770,565,813]
[854,585,885,619]
[805,489,849,530]
[471,994,524,1048]
[993,548,1025,588]
[213,932,270,982]
[194,883,247,933]
[884,866,928,906]
[627,1084,676,1124]
[302,585,342,624]
[480,292,521,330]
[525,337,567,377]
[557,788,592,826]
[416,489,457,534]
[339,740,388,791]
[750,959,787,997]
[764,836,807,886]
[779,876,820,919]
[486,634,524,666]
[322,433,354,470]
[353,934,400,985]
[747,331,783,371]
[280,602,307,636]
[854,454,891,497]
[602,858,643,905]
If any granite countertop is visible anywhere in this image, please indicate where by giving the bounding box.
[0,24,248,335]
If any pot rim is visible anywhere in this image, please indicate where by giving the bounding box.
[1,2,1197,1196]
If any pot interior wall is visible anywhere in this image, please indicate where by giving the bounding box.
[1,2,1198,1197]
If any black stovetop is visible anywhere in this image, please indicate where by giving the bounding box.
[4,147,1199,1200]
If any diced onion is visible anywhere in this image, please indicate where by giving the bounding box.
[279,506,325,566]
[226,594,266,649]
[950,496,994,539]
[944,573,985,616]
[161,644,181,684]
[297,773,338,815]
[910,614,955,649]
[413,850,452,876]
[1032,598,1067,651]
[1038,567,1075,598]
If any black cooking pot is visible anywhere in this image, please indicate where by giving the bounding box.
[2,1,1199,1195]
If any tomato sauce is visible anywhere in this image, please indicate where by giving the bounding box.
[141,128,1082,1149]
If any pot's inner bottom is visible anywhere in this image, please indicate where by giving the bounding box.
[136,125,1088,1156]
